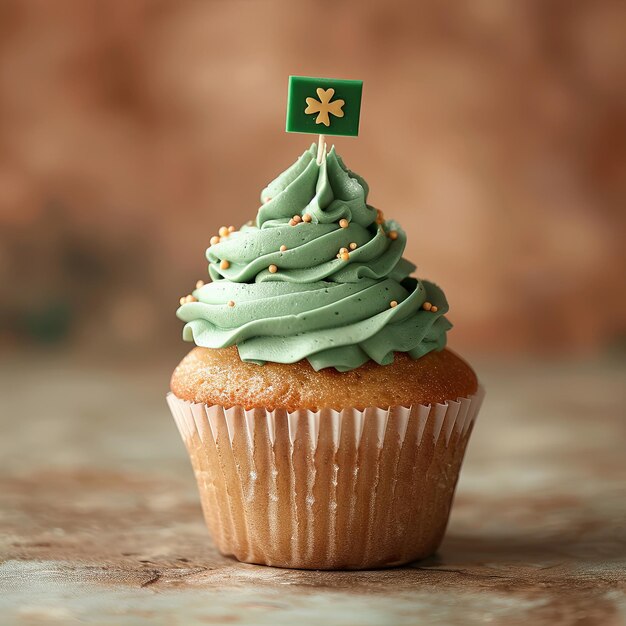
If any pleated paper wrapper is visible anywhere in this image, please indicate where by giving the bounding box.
[167,386,484,570]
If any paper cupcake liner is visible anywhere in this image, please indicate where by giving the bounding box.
[167,386,484,570]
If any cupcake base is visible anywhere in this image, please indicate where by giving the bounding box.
[167,388,484,570]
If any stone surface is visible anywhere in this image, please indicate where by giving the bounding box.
[0,353,625,625]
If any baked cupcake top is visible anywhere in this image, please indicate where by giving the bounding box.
[176,144,451,372]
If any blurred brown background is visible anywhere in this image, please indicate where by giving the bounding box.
[1,0,625,360]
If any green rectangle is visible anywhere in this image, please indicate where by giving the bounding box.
[286,75,363,137]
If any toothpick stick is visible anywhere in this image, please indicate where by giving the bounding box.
[317,134,326,164]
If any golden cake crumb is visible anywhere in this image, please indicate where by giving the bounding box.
[171,347,478,411]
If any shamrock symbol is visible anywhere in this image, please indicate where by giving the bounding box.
[304,88,345,127]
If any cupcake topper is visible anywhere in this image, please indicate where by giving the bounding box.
[286,75,363,164]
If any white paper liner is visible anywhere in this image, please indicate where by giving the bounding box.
[167,386,484,570]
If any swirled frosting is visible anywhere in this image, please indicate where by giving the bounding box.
[177,144,451,371]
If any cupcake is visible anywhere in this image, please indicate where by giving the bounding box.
[167,142,483,570]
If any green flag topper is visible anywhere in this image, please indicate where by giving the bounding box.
[286,76,363,137]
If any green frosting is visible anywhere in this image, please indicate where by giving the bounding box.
[177,144,452,372]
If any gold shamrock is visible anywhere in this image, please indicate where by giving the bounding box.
[304,88,345,127]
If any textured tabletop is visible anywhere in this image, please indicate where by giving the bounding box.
[1,354,625,625]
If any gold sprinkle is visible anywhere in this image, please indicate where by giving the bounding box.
[431,305,439,312]
[196,280,205,289]
[389,230,398,240]
[185,295,197,303]
[349,242,357,250]
[280,245,287,252]
[220,259,230,270]
[228,225,236,233]
[339,218,349,228]
[340,252,350,261]
[390,300,398,308]
[339,247,348,254]
[289,219,296,226]
[218,226,229,238]
[268,264,278,273]
[210,235,220,246]
[376,209,385,225]
[227,300,235,307]
[179,297,186,306]
[422,301,432,311]
[303,213,312,223]
[293,215,302,223]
